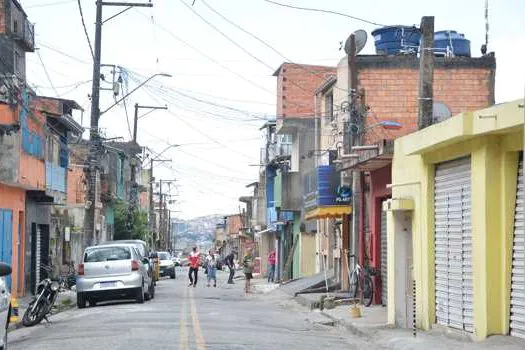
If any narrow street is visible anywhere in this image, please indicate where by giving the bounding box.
[8,269,368,350]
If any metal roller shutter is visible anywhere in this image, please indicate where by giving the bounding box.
[381,204,387,306]
[510,157,525,339]
[434,156,473,333]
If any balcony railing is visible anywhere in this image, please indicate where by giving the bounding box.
[261,142,292,164]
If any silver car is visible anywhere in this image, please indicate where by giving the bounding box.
[76,244,153,308]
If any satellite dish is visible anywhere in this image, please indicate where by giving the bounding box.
[432,101,452,123]
[344,29,367,55]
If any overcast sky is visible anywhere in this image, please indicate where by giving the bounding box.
[22,0,524,219]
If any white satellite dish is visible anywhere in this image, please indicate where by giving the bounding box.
[345,29,368,55]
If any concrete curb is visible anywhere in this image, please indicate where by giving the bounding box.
[294,295,319,310]
[8,304,76,332]
[319,309,393,338]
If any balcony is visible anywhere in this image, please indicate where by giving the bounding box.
[260,142,292,165]
[45,162,66,193]
[13,19,35,52]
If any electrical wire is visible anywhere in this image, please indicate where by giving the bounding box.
[199,0,349,94]
[37,42,91,65]
[77,0,95,60]
[135,9,276,97]
[262,0,385,27]
[25,0,75,9]
[36,50,59,97]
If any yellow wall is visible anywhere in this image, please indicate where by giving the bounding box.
[386,100,524,340]
[300,232,316,277]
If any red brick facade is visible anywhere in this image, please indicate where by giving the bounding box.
[357,56,496,144]
[274,63,336,118]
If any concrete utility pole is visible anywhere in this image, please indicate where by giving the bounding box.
[347,34,361,272]
[84,0,153,246]
[126,103,168,238]
[148,159,169,246]
[417,16,435,130]
[157,179,176,249]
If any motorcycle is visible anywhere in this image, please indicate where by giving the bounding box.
[22,265,72,327]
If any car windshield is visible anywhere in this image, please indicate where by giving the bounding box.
[84,246,131,262]
[158,252,170,260]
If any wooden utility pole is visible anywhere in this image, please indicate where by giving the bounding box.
[417,16,435,130]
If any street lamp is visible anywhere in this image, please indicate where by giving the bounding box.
[101,73,172,115]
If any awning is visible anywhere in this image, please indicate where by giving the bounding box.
[305,205,352,220]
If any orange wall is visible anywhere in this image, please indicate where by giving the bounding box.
[0,184,26,297]
[19,153,45,190]
[67,167,85,205]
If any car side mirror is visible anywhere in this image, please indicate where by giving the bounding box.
[142,258,149,265]
[0,263,12,277]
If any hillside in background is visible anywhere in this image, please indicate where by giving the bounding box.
[172,214,226,250]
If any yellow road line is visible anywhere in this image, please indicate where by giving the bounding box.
[189,288,207,350]
[179,286,189,350]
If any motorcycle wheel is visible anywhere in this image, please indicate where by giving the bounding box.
[22,299,49,327]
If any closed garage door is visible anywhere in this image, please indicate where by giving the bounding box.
[510,156,525,339]
[434,157,473,333]
[381,203,387,306]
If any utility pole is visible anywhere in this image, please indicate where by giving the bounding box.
[156,179,176,249]
[347,33,361,273]
[127,103,168,238]
[84,0,153,247]
[148,159,170,247]
[417,16,435,130]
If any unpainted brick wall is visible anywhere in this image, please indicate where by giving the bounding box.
[0,1,5,34]
[358,66,494,144]
[276,63,336,118]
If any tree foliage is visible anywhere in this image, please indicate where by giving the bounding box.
[113,200,148,241]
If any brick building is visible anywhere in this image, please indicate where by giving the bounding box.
[318,53,496,305]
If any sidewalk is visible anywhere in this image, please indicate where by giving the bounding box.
[8,290,77,331]
[312,300,524,349]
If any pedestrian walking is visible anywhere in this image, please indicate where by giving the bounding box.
[188,247,200,287]
[243,248,254,294]
[206,249,218,287]
[267,249,276,283]
[225,250,236,284]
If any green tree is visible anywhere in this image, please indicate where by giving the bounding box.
[113,200,149,241]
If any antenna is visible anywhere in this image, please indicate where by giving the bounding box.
[345,29,368,55]
[481,0,489,55]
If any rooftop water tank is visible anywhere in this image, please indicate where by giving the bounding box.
[371,26,421,55]
[434,30,471,57]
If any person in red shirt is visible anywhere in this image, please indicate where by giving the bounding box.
[267,249,276,283]
[188,247,201,287]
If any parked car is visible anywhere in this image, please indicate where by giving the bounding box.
[0,263,12,350]
[158,252,176,279]
[76,243,154,308]
[105,239,157,286]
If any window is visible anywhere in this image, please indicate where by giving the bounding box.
[84,246,132,262]
[13,20,19,34]
[324,92,334,121]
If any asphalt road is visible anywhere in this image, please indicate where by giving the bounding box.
[8,268,368,350]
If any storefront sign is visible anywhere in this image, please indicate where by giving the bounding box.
[335,185,352,203]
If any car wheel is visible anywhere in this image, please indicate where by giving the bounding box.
[135,284,145,304]
[144,281,152,301]
[89,298,97,307]
[170,270,176,279]
[77,293,87,309]
[150,282,155,299]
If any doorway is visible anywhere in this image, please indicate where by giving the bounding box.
[394,210,413,328]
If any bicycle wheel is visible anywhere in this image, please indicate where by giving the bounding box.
[349,271,359,298]
[363,275,374,307]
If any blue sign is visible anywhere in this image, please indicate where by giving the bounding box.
[335,185,352,203]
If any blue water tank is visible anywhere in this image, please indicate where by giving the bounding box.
[317,166,337,206]
[371,26,421,55]
[434,30,471,57]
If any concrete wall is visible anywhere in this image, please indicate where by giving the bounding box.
[386,100,523,340]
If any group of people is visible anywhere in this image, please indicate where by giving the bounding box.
[187,246,276,293]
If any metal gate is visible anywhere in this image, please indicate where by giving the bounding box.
[0,209,13,289]
[31,224,50,294]
[434,157,473,332]
[381,203,387,306]
[510,157,525,339]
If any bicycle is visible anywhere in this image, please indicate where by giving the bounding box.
[348,253,375,307]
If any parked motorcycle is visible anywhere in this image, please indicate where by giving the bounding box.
[22,265,72,327]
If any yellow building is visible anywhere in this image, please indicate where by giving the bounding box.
[384,100,524,341]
